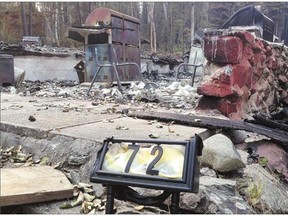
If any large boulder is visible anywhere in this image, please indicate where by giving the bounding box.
[199,134,245,172]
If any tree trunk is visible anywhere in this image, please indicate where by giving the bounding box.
[148,2,156,53]
[21,2,28,36]
[63,2,69,25]
[163,2,168,22]
[190,3,195,46]
[54,2,59,46]
[28,2,32,35]
[77,2,82,25]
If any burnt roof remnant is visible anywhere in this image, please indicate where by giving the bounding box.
[221,5,275,42]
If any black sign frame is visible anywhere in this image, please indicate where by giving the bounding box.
[90,134,203,193]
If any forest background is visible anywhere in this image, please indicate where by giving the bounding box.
[0,2,287,55]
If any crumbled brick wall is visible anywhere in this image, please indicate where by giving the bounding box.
[197,30,288,120]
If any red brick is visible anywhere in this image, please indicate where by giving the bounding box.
[197,82,235,97]
[203,36,243,64]
[230,31,255,44]
[230,60,252,88]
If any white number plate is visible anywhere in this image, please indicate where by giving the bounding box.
[102,143,185,179]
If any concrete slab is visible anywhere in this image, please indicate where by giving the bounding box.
[56,116,206,142]
[1,94,122,131]
[1,92,208,142]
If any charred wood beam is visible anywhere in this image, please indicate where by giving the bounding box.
[128,112,288,149]
[71,25,136,31]
[248,114,288,132]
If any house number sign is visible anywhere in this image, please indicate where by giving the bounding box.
[90,135,203,192]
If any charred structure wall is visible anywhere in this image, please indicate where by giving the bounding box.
[197,30,288,120]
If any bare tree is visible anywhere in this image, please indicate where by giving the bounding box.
[163,2,168,22]
[76,2,82,25]
[190,3,195,46]
[54,2,59,46]
[21,2,27,36]
[28,2,32,35]
[148,2,156,53]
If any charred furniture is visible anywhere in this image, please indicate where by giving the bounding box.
[68,7,143,90]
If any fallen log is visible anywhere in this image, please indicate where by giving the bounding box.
[128,111,288,149]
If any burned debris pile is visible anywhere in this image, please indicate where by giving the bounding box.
[196,29,288,120]
[0,41,84,58]
[1,79,201,111]
[142,53,183,80]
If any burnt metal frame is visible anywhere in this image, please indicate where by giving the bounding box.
[175,63,203,87]
[90,135,202,214]
[87,47,143,95]
[175,51,203,86]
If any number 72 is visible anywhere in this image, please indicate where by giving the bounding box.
[124,144,164,176]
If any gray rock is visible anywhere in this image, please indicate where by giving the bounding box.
[200,167,217,177]
[114,199,168,214]
[67,155,90,166]
[222,130,249,144]
[238,164,288,213]
[0,131,24,149]
[180,176,255,214]
[237,149,249,165]
[69,170,80,185]
[199,134,245,172]
[20,200,82,214]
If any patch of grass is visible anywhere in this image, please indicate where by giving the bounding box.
[247,181,263,206]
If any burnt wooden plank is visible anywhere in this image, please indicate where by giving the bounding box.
[250,114,288,132]
[0,166,73,206]
[128,111,288,148]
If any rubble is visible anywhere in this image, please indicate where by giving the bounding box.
[1,79,201,112]
[1,28,288,214]
[0,41,84,58]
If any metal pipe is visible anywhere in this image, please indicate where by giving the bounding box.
[175,63,203,86]
[105,185,114,214]
[112,48,144,81]
[170,192,180,214]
